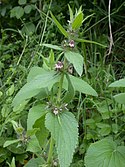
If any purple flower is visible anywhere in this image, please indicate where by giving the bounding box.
[69,40,75,48]
[55,61,64,70]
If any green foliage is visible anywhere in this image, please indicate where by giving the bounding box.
[85,138,125,167]
[113,93,125,104]
[72,12,83,30]
[24,157,45,167]
[62,74,75,103]
[69,75,98,96]
[4,139,21,148]
[10,6,24,19]
[65,51,83,76]
[27,104,47,130]
[109,78,125,87]
[50,12,69,38]
[9,157,16,167]
[109,78,125,104]
[12,70,60,107]
[42,44,63,51]
[45,111,78,167]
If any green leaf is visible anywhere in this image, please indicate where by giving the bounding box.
[27,67,45,82]
[6,84,15,96]
[16,154,28,165]
[109,78,125,87]
[62,74,75,103]
[33,116,49,148]
[3,139,21,148]
[82,13,95,23]
[114,93,125,104]
[45,111,78,167]
[10,6,24,19]
[24,5,32,14]
[65,51,83,76]
[21,23,35,35]
[85,138,125,167]
[69,75,98,96]
[50,12,69,37]
[24,157,45,167]
[42,44,63,51]
[26,137,41,153]
[18,0,27,5]
[16,7,24,19]
[68,5,73,21]
[12,71,60,107]
[26,128,40,137]
[72,12,83,30]
[0,148,10,163]
[75,38,107,48]
[9,157,16,167]
[49,49,55,69]
[96,123,111,136]
[27,104,47,130]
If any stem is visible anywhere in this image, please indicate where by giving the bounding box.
[47,136,54,165]
[57,73,64,103]
[57,57,66,103]
[17,36,28,66]
[82,43,88,78]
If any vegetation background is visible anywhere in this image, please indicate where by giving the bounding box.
[1,0,125,166]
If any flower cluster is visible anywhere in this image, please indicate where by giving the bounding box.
[53,103,68,115]
[46,102,68,115]
[55,61,64,71]
[63,39,75,48]
[69,40,75,48]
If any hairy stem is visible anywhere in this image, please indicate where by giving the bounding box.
[57,72,64,103]
[47,136,54,165]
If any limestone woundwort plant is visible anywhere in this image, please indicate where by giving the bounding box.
[4,6,105,167]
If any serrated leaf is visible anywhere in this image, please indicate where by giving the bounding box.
[3,139,21,148]
[109,78,125,87]
[69,74,98,96]
[45,111,78,167]
[72,12,83,30]
[62,74,75,103]
[50,12,69,37]
[85,138,125,167]
[12,71,60,107]
[42,44,63,51]
[27,104,47,130]
[114,93,125,104]
[65,51,83,76]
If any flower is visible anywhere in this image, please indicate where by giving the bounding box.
[53,108,59,115]
[69,40,75,48]
[55,61,64,70]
